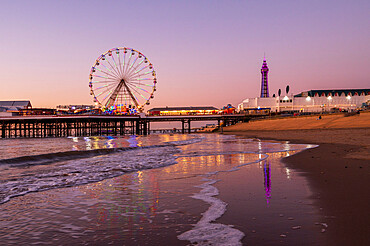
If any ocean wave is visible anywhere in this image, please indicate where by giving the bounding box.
[0,145,180,204]
[0,137,204,204]
[0,137,204,168]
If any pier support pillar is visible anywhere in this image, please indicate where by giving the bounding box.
[1,124,4,138]
[135,120,140,135]
[143,120,148,135]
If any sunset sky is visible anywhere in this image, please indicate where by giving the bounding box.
[0,0,369,109]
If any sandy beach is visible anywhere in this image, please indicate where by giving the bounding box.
[223,111,370,245]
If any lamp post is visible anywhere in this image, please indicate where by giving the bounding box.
[327,96,332,112]
[346,95,351,111]
[306,96,311,112]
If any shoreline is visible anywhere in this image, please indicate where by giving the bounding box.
[222,114,370,245]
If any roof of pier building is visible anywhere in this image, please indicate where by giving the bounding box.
[294,89,370,98]
[0,100,32,108]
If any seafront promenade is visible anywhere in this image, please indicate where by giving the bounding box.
[0,114,249,138]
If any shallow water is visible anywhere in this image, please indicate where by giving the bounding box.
[0,134,321,245]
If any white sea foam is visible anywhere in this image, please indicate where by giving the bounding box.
[178,178,244,246]
[177,145,270,245]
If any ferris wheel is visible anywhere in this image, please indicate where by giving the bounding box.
[89,47,157,113]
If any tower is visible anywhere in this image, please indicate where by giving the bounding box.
[260,58,269,98]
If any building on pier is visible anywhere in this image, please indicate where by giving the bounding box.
[56,105,96,114]
[19,108,56,115]
[147,106,219,116]
[0,100,32,116]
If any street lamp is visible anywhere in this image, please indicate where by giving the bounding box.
[327,96,332,112]
[305,96,312,112]
[346,95,351,111]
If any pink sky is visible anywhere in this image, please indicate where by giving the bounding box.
[0,0,369,110]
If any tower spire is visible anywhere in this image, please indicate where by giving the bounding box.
[260,57,269,98]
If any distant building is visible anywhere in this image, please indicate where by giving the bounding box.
[148,106,219,116]
[238,59,370,113]
[0,100,32,109]
[239,89,370,113]
[0,100,32,116]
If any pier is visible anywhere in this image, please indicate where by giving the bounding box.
[0,114,250,138]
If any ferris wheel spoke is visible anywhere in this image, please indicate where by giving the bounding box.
[115,52,124,78]
[133,64,150,75]
[130,78,153,81]
[127,82,150,97]
[128,70,153,80]
[126,79,155,88]
[95,85,115,98]
[125,56,139,77]
[90,79,119,84]
[94,84,116,94]
[126,62,145,79]
[121,51,128,76]
[101,90,114,102]
[123,51,134,76]
[99,61,121,79]
[116,52,122,74]
[110,54,122,78]
[95,83,116,93]
[91,74,119,81]
[94,67,120,80]
[121,51,127,76]
[93,84,111,90]
[133,85,150,94]
[127,85,150,102]
[105,59,122,79]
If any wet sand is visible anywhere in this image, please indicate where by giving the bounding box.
[0,134,320,245]
[223,112,370,245]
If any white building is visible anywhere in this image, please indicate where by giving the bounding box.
[238,89,370,113]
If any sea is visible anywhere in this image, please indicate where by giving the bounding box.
[0,133,322,245]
